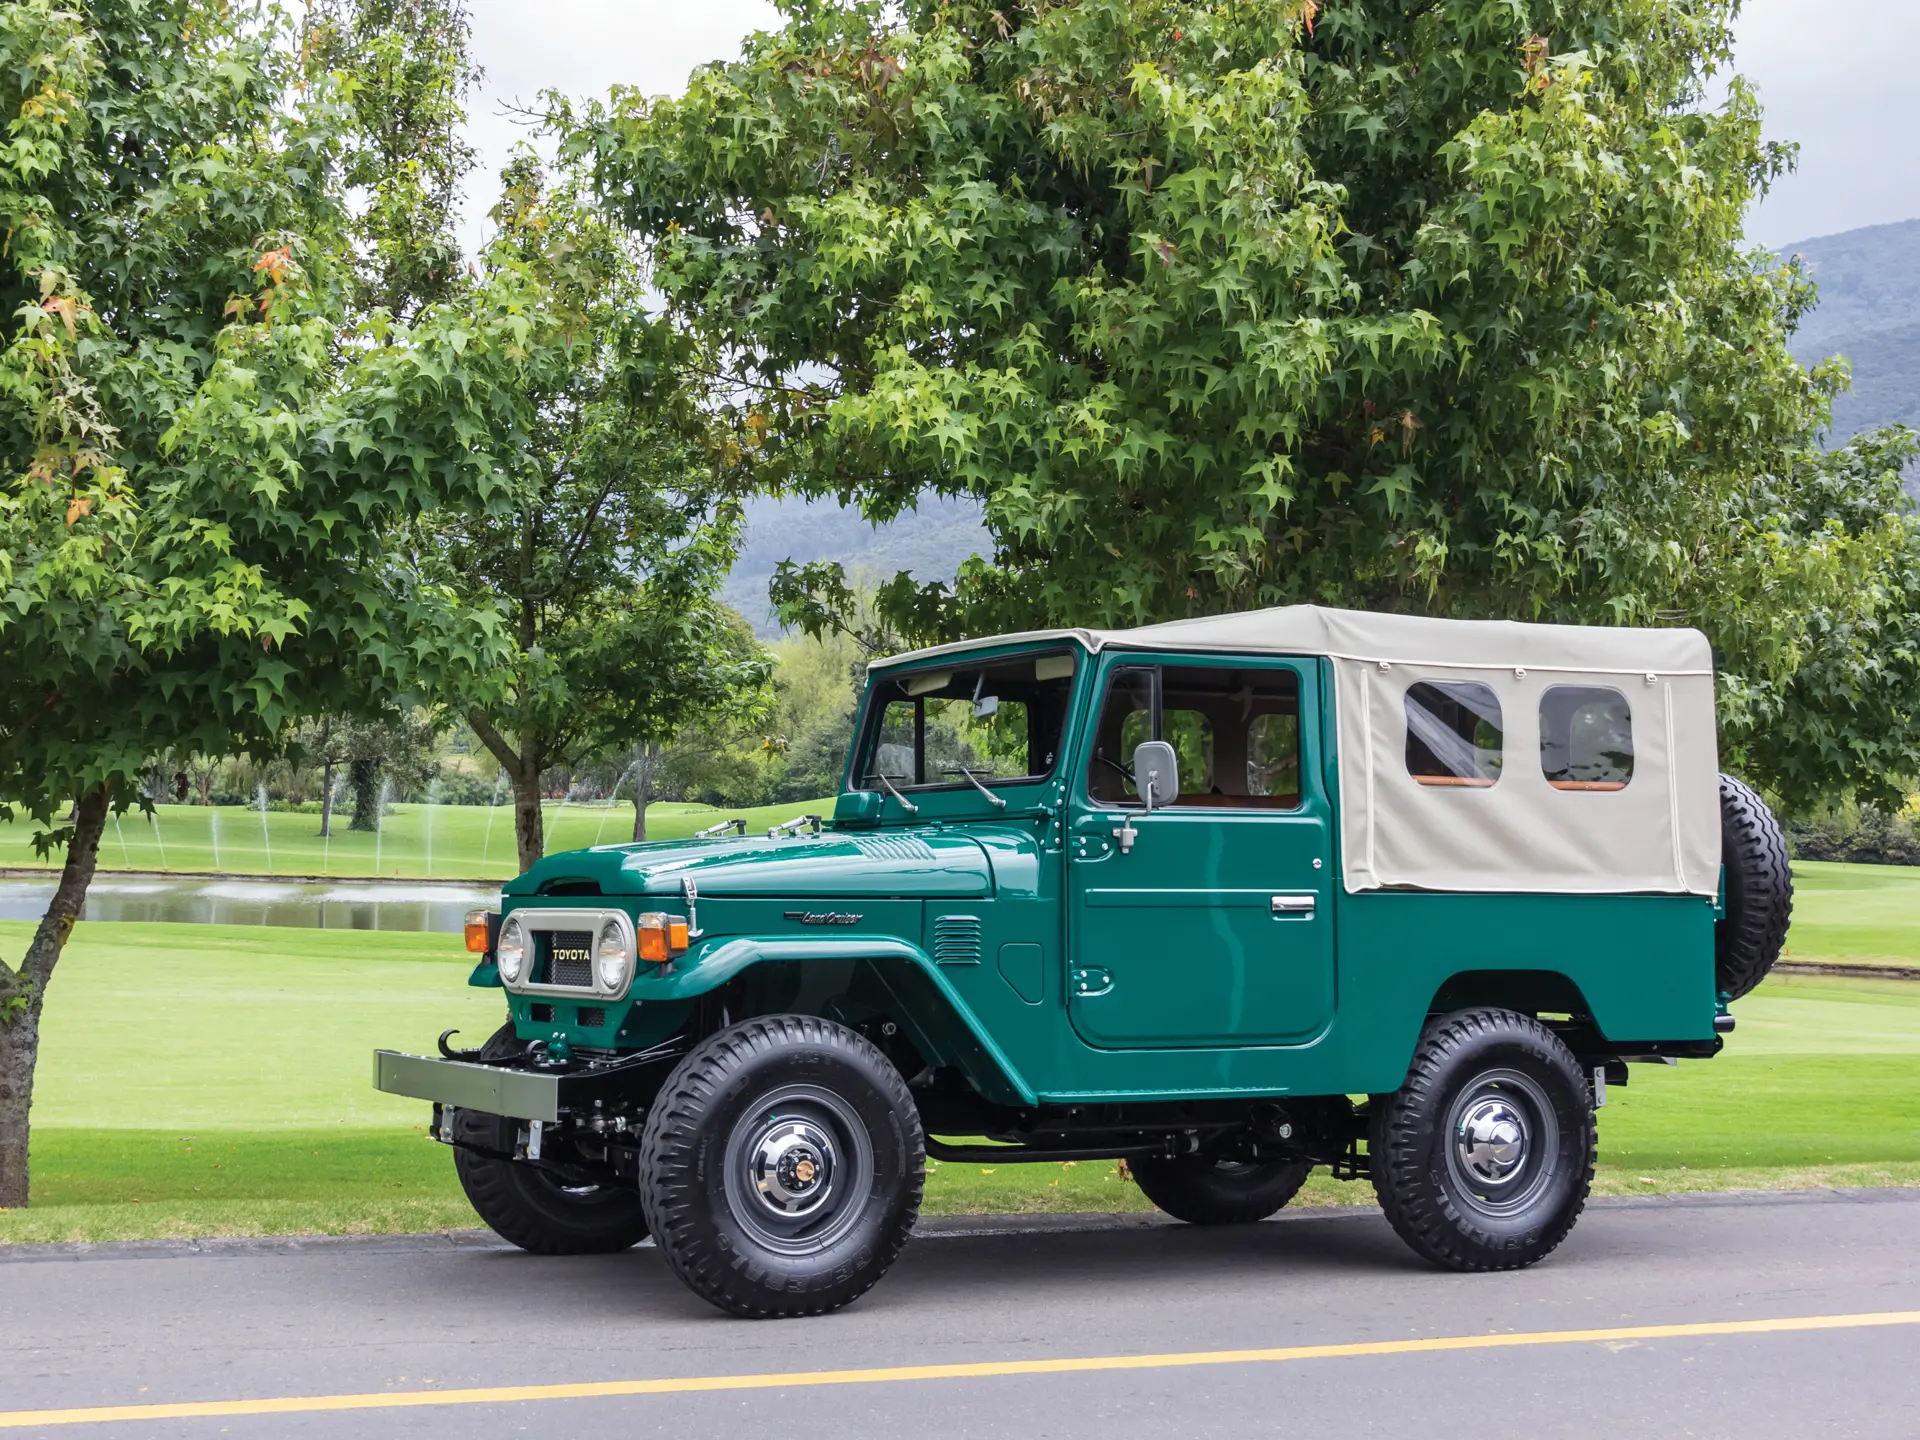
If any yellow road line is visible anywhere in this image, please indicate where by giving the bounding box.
[4,1310,1916,1429]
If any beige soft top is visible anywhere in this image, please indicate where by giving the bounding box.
[874,605,1722,899]
[872,604,1714,677]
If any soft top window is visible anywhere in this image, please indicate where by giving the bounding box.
[1406,681,1503,787]
[857,652,1076,793]
[1540,685,1633,790]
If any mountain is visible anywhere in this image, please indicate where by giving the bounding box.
[720,493,990,636]
[1780,218,1920,446]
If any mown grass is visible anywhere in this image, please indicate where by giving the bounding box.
[1781,861,1920,971]
[1,926,1916,1243]
[6,797,830,881]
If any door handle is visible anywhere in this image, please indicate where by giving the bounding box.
[1271,894,1316,920]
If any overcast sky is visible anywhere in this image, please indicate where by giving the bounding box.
[461,0,1920,254]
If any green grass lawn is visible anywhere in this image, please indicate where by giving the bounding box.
[1,923,1915,1243]
[1779,861,1920,971]
[6,797,832,881]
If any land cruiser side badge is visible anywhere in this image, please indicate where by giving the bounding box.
[784,910,863,926]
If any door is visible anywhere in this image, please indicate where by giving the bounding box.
[1067,658,1335,1048]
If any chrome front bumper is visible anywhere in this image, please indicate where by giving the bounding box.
[373,1050,560,1122]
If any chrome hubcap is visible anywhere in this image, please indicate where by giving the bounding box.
[1442,1068,1561,1219]
[722,1084,875,1256]
[747,1120,838,1221]
[1454,1097,1529,1185]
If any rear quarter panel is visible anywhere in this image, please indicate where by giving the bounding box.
[1325,889,1720,1092]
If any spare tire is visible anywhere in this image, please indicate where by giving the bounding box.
[1715,773,1793,1000]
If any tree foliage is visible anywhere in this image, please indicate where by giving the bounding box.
[304,0,480,318]
[0,0,498,1206]
[570,0,1920,809]
[403,158,773,870]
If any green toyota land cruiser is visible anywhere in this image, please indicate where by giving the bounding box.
[376,605,1791,1318]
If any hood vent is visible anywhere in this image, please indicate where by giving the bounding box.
[932,914,984,966]
[855,835,938,863]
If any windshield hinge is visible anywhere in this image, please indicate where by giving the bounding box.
[681,876,703,938]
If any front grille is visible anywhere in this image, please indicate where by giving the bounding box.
[577,1007,607,1029]
[530,1003,554,1022]
[537,929,595,988]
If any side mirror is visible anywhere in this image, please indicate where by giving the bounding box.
[1132,740,1180,812]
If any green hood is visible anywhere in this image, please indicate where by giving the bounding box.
[506,828,993,900]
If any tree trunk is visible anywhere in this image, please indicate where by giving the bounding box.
[509,765,544,873]
[468,708,544,875]
[319,759,336,839]
[348,759,381,832]
[0,787,110,1208]
[631,743,658,843]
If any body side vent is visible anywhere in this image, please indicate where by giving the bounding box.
[932,914,984,966]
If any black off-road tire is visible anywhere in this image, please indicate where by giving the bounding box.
[1131,1154,1315,1225]
[639,1015,924,1319]
[1717,772,1793,1001]
[451,1024,650,1255]
[1370,1008,1595,1273]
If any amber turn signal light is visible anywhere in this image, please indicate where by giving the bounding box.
[637,912,692,965]
[464,909,494,954]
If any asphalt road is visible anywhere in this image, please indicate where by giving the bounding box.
[4,1189,1919,1439]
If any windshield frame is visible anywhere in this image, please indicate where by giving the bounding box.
[847,646,1082,798]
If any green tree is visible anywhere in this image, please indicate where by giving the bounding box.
[570,0,1920,809]
[0,1,500,1207]
[299,713,440,834]
[408,158,773,871]
[304,0,479,318]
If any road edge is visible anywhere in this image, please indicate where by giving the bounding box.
[3,1185,1916,1264]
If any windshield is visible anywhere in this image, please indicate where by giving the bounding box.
[854,651,1077,793]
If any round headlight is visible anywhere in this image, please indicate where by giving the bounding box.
[495,916,526,985]
[595,920,632,993]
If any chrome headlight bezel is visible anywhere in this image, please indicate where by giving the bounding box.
[495,914,527,984]
[594,917,635,995]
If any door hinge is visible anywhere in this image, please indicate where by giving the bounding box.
[1072,834,1114,860]
[1071,966,1114,997]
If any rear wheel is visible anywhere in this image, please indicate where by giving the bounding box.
[1370,1008,1594,1272]
[1131,1153,1315,1225]
[640,1015,924,1318]
[451,1024,650,1255]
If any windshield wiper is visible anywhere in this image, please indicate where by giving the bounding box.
[865,771,920,815]
[943,765,1008,809]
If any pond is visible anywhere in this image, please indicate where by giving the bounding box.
[0,878,498,934]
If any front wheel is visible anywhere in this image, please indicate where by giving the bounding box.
[1370,1008,1595,1272]
[639,1015,924,1318]
[452,1026,651,1255]
[1131,1153,1315,1225]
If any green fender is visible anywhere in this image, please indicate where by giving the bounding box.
[651,934,1038,1107]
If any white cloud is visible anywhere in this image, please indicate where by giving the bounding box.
[1735,0,1920,247]
[461,0,781,251]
